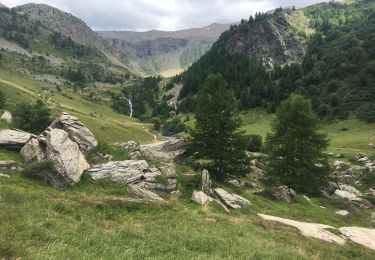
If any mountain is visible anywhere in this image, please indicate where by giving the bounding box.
[176,1,375,122]
[14,3,129,68]
[98,23,232,76]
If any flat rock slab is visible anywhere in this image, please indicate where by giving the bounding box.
[0,129,34,150]
[212,188,251,209]
[191,190,214,205]
[339,227,375,251]
[258,214,346,245]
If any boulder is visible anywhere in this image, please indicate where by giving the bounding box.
[256,186,296,203]
[117,141,140,153]
[126,184,164,201]
[0,111,12,123]
[88,160,149,184]
[0,129,34,150]
[334,189,360,201]
[191,190,214,205]
[44,129,89,188]
[20,138,46,163]
[338,184,363,197]
[201,169,211,192]
[49,112,97,154]
[244,181,260,189]
[88,161,177,192]
[0,160,23,172]
[212,188,251,209]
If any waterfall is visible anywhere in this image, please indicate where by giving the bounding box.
[128,99,133,117]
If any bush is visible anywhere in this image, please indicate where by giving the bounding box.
[22,160,59,186]
[245,135,263,152]
[87,142,130,164]
[162,118,186,136]
[13,99,51,134]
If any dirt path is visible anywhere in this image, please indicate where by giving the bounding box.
[0,78,36,96]
[258,214,375,251]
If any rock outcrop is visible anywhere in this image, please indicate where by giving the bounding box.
[20,138,46,163]
[256,186,296,203]
[0,129,34,150]
[49,112,97,154]
[116,141,141,159]
[1,111,12,123]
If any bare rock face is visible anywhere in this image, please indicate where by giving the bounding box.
[49,112,97,154]
[226,10,312,68]
[126,184,164,201]
[45,129,89,188]
[0,160,23,172]
[20,138,46,163]
[88,160,177,193]
[191,190,214,205]
[256,186,296,203]
[1,111,12,123]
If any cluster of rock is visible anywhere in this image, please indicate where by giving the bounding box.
[116,141,141,159]
[0,112,97,189]
[88,160,177,201]
[191,170,251,212]
[256,186,297,203]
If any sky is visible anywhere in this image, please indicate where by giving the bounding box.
[2,0,326,31]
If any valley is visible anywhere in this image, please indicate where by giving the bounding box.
[0,0,375,259]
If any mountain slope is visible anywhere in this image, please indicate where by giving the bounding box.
[14,3,129,69]
[175,1,375,122]
[98,23,232,76]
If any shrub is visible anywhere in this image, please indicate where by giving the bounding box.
[13,99,51,134]
[0,89,5,108]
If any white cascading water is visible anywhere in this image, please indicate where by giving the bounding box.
[128,99,133,117]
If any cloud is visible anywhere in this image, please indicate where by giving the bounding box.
[2,0,326,31]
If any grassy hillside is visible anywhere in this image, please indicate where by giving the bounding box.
[1,167,374,259]
[241,110,375,155]
[0,67,157,144]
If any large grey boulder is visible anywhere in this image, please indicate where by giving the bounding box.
[212,188,251,209]
[45,129,89,188]
[88,160,177,192]
[1,111,12,123]
[0,129,34,150]
[49,112,97,154]
[20,138,46,163]
[88,160,149,184]
[126,184,164,201]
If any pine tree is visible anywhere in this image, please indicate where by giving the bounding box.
[188,74,249,181]
[265,94,330,195]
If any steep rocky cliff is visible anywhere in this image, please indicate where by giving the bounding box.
[226,9,314,68]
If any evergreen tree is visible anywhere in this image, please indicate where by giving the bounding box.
[265,95,330,195]
[188,74,249,181]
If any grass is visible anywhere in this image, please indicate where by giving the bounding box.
[1,171,374,259]
[0,68,157,144]
[0,149,21,162]
[241,110,375,156]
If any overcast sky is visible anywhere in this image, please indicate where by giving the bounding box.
[2,0,327,31]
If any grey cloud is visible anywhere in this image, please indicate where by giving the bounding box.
[2,0,326,31]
